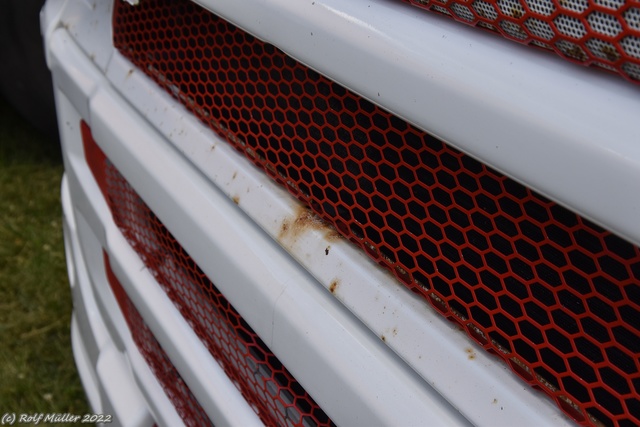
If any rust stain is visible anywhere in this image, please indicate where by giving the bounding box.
[329,279,339,294]
[324,229,343,241]
[601,45,620,62]
[126,68,134,78]
[278,206,328,241]
[232,195,240,205]
[293,208,323,230]
[466,347,476,360]
[381,335,387,343]
[280,220,290,236]
[392,327,398,337]
[565,45,588,62]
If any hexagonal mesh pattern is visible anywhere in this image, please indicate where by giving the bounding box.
[104,253,213,427]
[402,0,640,82]
[82,122,334,427]
[112,1,640,426]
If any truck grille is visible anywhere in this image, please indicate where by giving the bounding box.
[82,122,334,427]
[402,0,640,83]
[104,253,213,427]
[113,1,640,425]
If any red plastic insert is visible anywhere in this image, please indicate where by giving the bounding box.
[82,122,334,427]
[112,1,640,426]
[401,0,640,83]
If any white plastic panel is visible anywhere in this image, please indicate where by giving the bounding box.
[96,343,155,427]
[70,314,103,413]
[47,14,473,425]
[63,168,171,426]
[88,83,471,427]
[193,0,640,247]
[103,235,265,427]
[44,0,627,426]
[47,0,115,71]
[104,44,574,427]
[48,24,261,426]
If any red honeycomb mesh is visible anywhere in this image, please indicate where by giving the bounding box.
[103,252,213,427]
[401,0,640,83]
[112,1,640,426]
[81,122,335,427]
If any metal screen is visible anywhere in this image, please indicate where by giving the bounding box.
[112,1,640,425]
[402,0,640,83]
[104,253,214,427]
[82,122,335,427]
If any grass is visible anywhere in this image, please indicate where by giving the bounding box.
[0,96,90,416]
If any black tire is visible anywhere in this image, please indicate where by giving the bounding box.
[0,0,58,141]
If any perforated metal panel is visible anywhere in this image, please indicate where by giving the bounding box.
[112,1,640,426]
[104,253,214,427]
[402,0,640,82]
[82,122,335,427]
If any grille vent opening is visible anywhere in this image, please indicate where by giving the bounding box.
[403,0,640,83]
[112,1,640,425]
[104,253,214,427]
[82,122,335,427]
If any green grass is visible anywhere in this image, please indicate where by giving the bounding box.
[0,96,90,416]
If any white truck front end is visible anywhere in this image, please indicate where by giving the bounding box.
[43,0,640,425]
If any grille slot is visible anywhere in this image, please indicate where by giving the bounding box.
[104,253,213,427]
[82,122,334,427]
[112,1,640,425]
[403,0,640,83]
